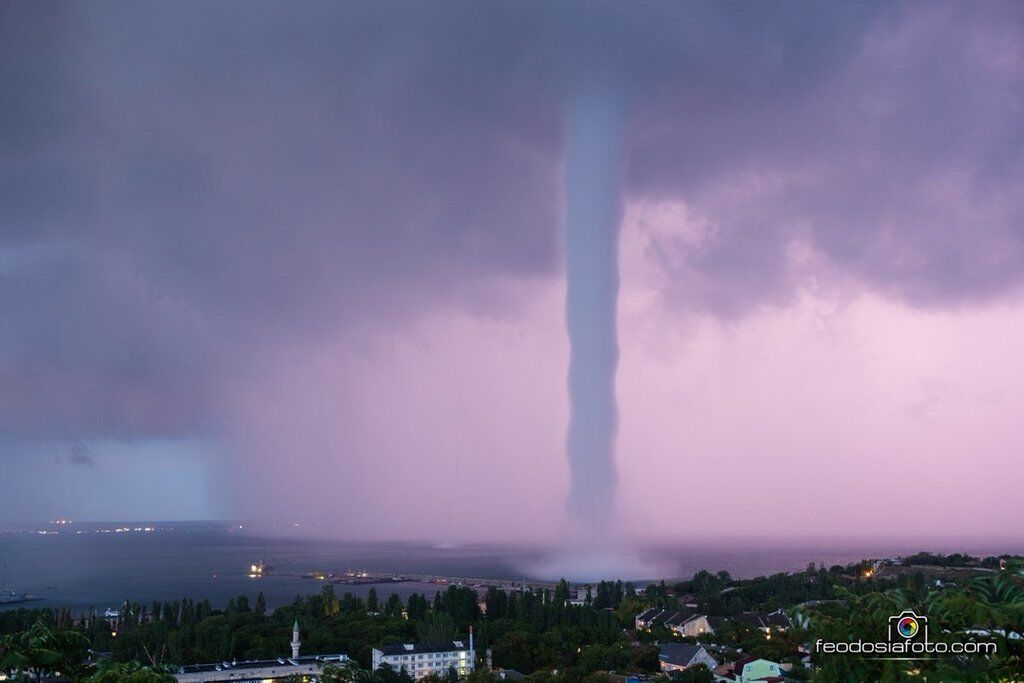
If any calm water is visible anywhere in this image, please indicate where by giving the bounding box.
[1,524,1020,613]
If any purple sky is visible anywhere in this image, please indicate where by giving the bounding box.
[2,1,1023,541]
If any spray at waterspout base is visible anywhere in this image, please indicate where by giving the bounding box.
[525,536,667,582]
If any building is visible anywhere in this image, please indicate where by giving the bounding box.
[568,586,591,606]
[292,621,301,658]
[372,638,475,680]
[763,611,792,631]
[635,607,664,630]
[174,620,347,682]
[635,608,695,632]
[732,611,792,634]
[73,607,158,633]
[657,643,718,673]
[672,614,715,638]
[662,611,695,635]
[174,654,349,682]
[637,608,790,639]
[714,656,784,682]
[705,616,729,633]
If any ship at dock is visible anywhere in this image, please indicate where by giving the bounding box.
[1,564,29,604]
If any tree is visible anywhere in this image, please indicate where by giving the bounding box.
[368,588,380,613]
[321,661,376,683]
[465,668,499,683]
[84,659,176,683]
[553,580,570,606]
[416,612,456,642]
[669,664,713,683]
[801,565,1024,682]
[593,582,612,610]
[484,587,506,621]
[627,643,659,673]
[385,593,405,619]
[433,586,480,630]
[0,620,90,683]
[491,632,535,673]
[323,585,342,616]
[375,663,415,683]
[255,592,267,616]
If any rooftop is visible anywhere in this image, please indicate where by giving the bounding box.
[658,642,709,667]
[177,654,347,675]
[376,641,472,656]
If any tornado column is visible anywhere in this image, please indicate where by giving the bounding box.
[564,84,625,539]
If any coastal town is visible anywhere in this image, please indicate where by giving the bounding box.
[2,551,1021,682]
[5,0,1024,681]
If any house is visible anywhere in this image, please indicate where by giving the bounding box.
[175,655,348,682]
[714,656,784,682]
[732,612,792,634]
[674,614,715,638]
[372,639,475,679]
[706,616,729,633]
[635,607,665,630]
[763,611,791,630]
[569,586,592,606]
[635,608,697,633]
[657,643,718,673]
[662,610,694,633]
[637,608,788,640]
[662,611,687,632]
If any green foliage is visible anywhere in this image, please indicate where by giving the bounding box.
[590,581,626,610]
[406,594,429,620]
[416,612,457,642]
[375,662,416,683]
[902,552,977,567]
[800,565,1024,682]
[432,587,481,631]
[668,664,713,683]
[84,659,176,682]
[0,619,90,682]
[321,661,393,683]
[464,668,500,683]
[255,591,267,616]
[1,554,1020,682]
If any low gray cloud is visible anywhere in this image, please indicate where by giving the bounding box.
[67,441,95,467]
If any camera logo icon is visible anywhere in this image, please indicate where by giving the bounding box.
[888,610,928,641]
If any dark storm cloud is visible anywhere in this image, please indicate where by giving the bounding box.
[632,2,1024,315]
[2,1,1023,439]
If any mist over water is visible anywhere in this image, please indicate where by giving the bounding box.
[6,528,1020,611]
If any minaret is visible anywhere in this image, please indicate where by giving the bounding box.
[291,620,301,659]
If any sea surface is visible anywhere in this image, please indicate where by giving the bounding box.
[1,522,1020,613]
